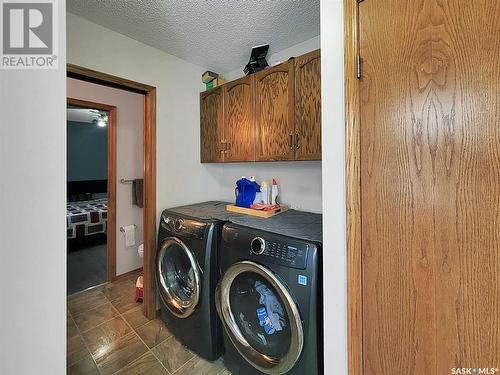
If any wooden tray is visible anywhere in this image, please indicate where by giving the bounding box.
[226,204,288,218]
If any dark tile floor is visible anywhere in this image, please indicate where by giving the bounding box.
[67,270,231,375]
[67,243,107,295]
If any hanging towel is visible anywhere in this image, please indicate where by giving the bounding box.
[122,224,136,247]
[132,179,144,208]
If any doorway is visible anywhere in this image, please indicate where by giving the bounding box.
[66,100,116,295]
[67,65,157,320]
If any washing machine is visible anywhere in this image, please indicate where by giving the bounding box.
[155,210,223,360]
[216,223,323,375]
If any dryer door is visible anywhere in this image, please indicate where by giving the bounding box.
[156,237,201,318]
[216,261,304,375]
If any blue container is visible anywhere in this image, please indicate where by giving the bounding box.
[235,178,260,208]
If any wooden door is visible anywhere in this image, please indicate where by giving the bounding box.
[200,87,223,162]
[294,49,321,160]
[255,61,295,161]
[359,1,500,374]
[224,75,255,162]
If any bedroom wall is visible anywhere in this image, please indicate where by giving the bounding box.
[67,78,144,275]
[211,36,322,213]
[67,121,107,181]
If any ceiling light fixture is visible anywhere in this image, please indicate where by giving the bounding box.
[91,111,108,127]
[97,119,106,127]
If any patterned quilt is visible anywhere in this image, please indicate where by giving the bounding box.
[67,198,108,239]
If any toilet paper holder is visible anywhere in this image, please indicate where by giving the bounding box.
[120,224,137,233]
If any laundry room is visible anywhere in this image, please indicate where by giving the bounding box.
[62,1,327,374]
[5,0,500,374]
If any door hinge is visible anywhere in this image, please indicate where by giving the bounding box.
[356,55,362,80]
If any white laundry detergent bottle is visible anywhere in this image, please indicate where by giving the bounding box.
[260,181,270,204]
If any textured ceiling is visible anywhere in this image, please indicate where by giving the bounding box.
[67,0,320,73]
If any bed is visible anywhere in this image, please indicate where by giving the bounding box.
[67,180,108,239]
[67,198,108,239]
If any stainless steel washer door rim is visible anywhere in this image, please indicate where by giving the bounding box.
[156,237,201,318]
[215,261,304,375]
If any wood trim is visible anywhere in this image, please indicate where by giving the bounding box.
[67,64,155,93]
[143,88,157,320]
[67,64,157,320]
[67,97,117,283]
[67,97,115,112]
[344,0,363,374]
[107,106,117,282]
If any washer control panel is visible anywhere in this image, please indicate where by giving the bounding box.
[161,215,205,240]
[253,238,308,269]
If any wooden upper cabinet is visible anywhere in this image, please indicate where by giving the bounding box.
[294,49,321,160]
[224,75,255,162]
[254,60,295,161]
[199,50,321,163]
[200,87,223,162]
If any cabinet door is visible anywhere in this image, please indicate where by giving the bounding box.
[294,49,321,160]
[200,87,224,163]
[255,61,295,161]
[224,76,255,161]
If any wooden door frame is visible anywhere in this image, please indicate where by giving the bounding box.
[67,97,117,283]
[345,0,362,374]
[67,64,157,320]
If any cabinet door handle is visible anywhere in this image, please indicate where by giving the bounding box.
[295,133,300,149]
[289,134,294,149]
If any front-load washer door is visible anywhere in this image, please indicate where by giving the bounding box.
[216,261,304,375]
[156,237,201,318]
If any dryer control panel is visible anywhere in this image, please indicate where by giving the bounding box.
[245,235,309,270]
[221,223,319,271]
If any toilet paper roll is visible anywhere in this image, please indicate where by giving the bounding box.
[138,244,144,258]
[122,225,136,247]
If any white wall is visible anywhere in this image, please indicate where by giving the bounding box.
[0,2,66,374]
[321,0,347,374]
[213,36,322,213]
[68,13,323,215]
[67,13,221,220]
[67,78,144,275]
[211,162,322,213]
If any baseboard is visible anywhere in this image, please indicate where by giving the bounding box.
[114,267,143,281]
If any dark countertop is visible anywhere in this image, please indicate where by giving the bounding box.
[167,201,322,243]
